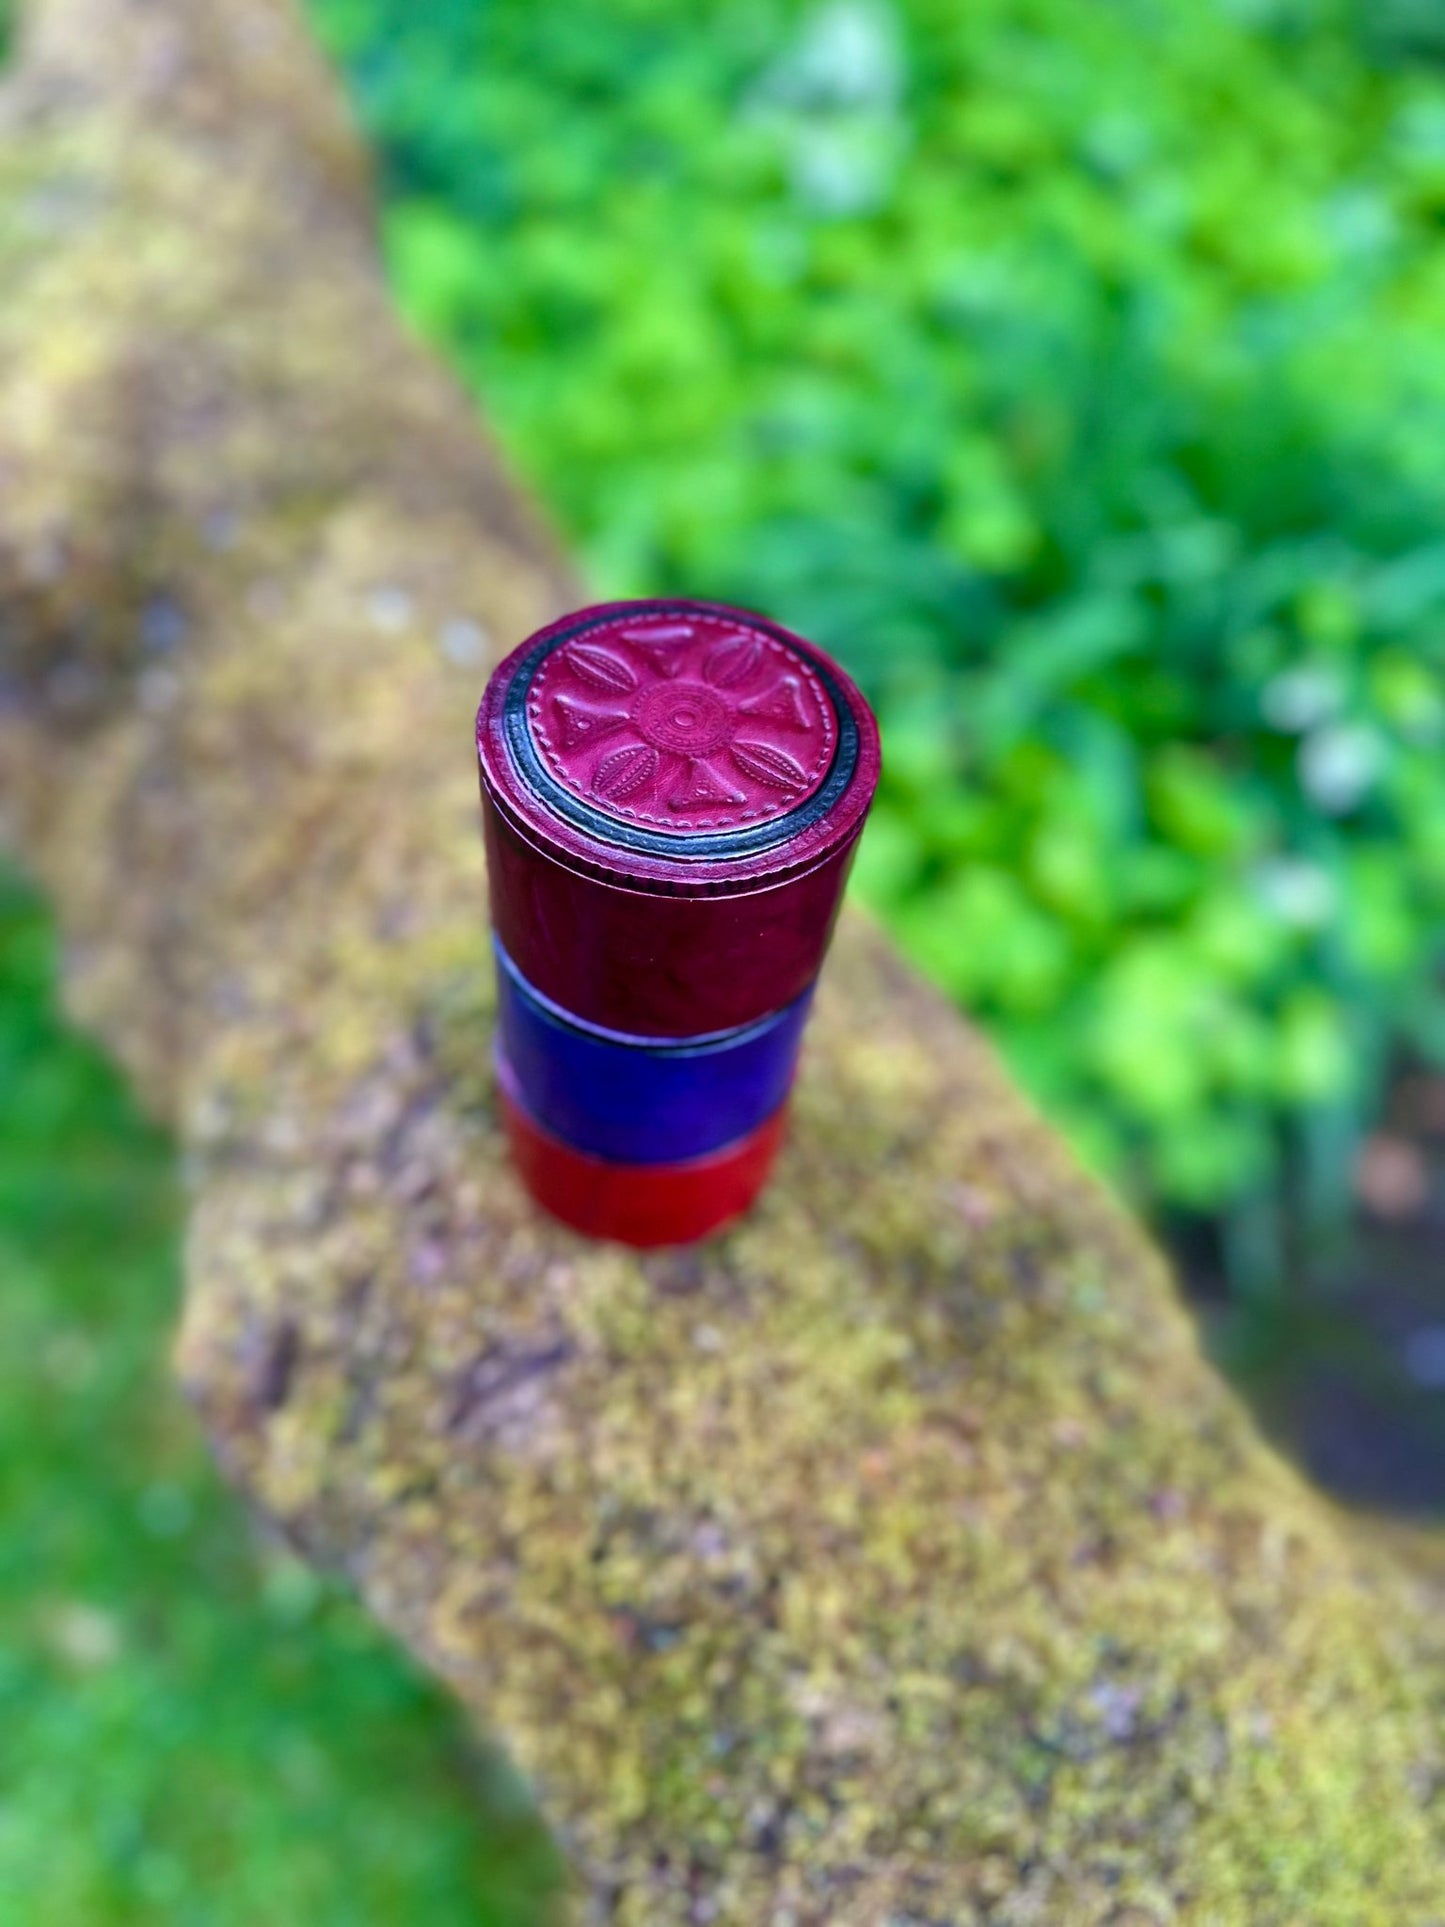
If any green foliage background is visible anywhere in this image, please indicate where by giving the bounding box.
[309,0,1445,1279]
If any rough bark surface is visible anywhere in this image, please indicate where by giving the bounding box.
[0,3,1441,1922]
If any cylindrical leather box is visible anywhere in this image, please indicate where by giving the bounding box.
[477,598,880,1244]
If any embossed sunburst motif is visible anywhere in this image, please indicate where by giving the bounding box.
[526,612,838,833]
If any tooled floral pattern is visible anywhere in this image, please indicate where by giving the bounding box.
[526,614,838,832]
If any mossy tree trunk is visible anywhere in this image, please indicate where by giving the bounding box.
[0,3,1440,1921]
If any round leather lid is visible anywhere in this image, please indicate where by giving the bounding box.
[477,599,880,898]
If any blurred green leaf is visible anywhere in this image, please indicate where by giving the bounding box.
[1274,987,1353,1102]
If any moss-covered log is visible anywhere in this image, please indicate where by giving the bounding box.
[0,2,1441,1920]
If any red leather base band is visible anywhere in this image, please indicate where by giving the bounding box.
[497,1067,787,1248]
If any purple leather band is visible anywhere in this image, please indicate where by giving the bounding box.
[493,941,812,1166]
